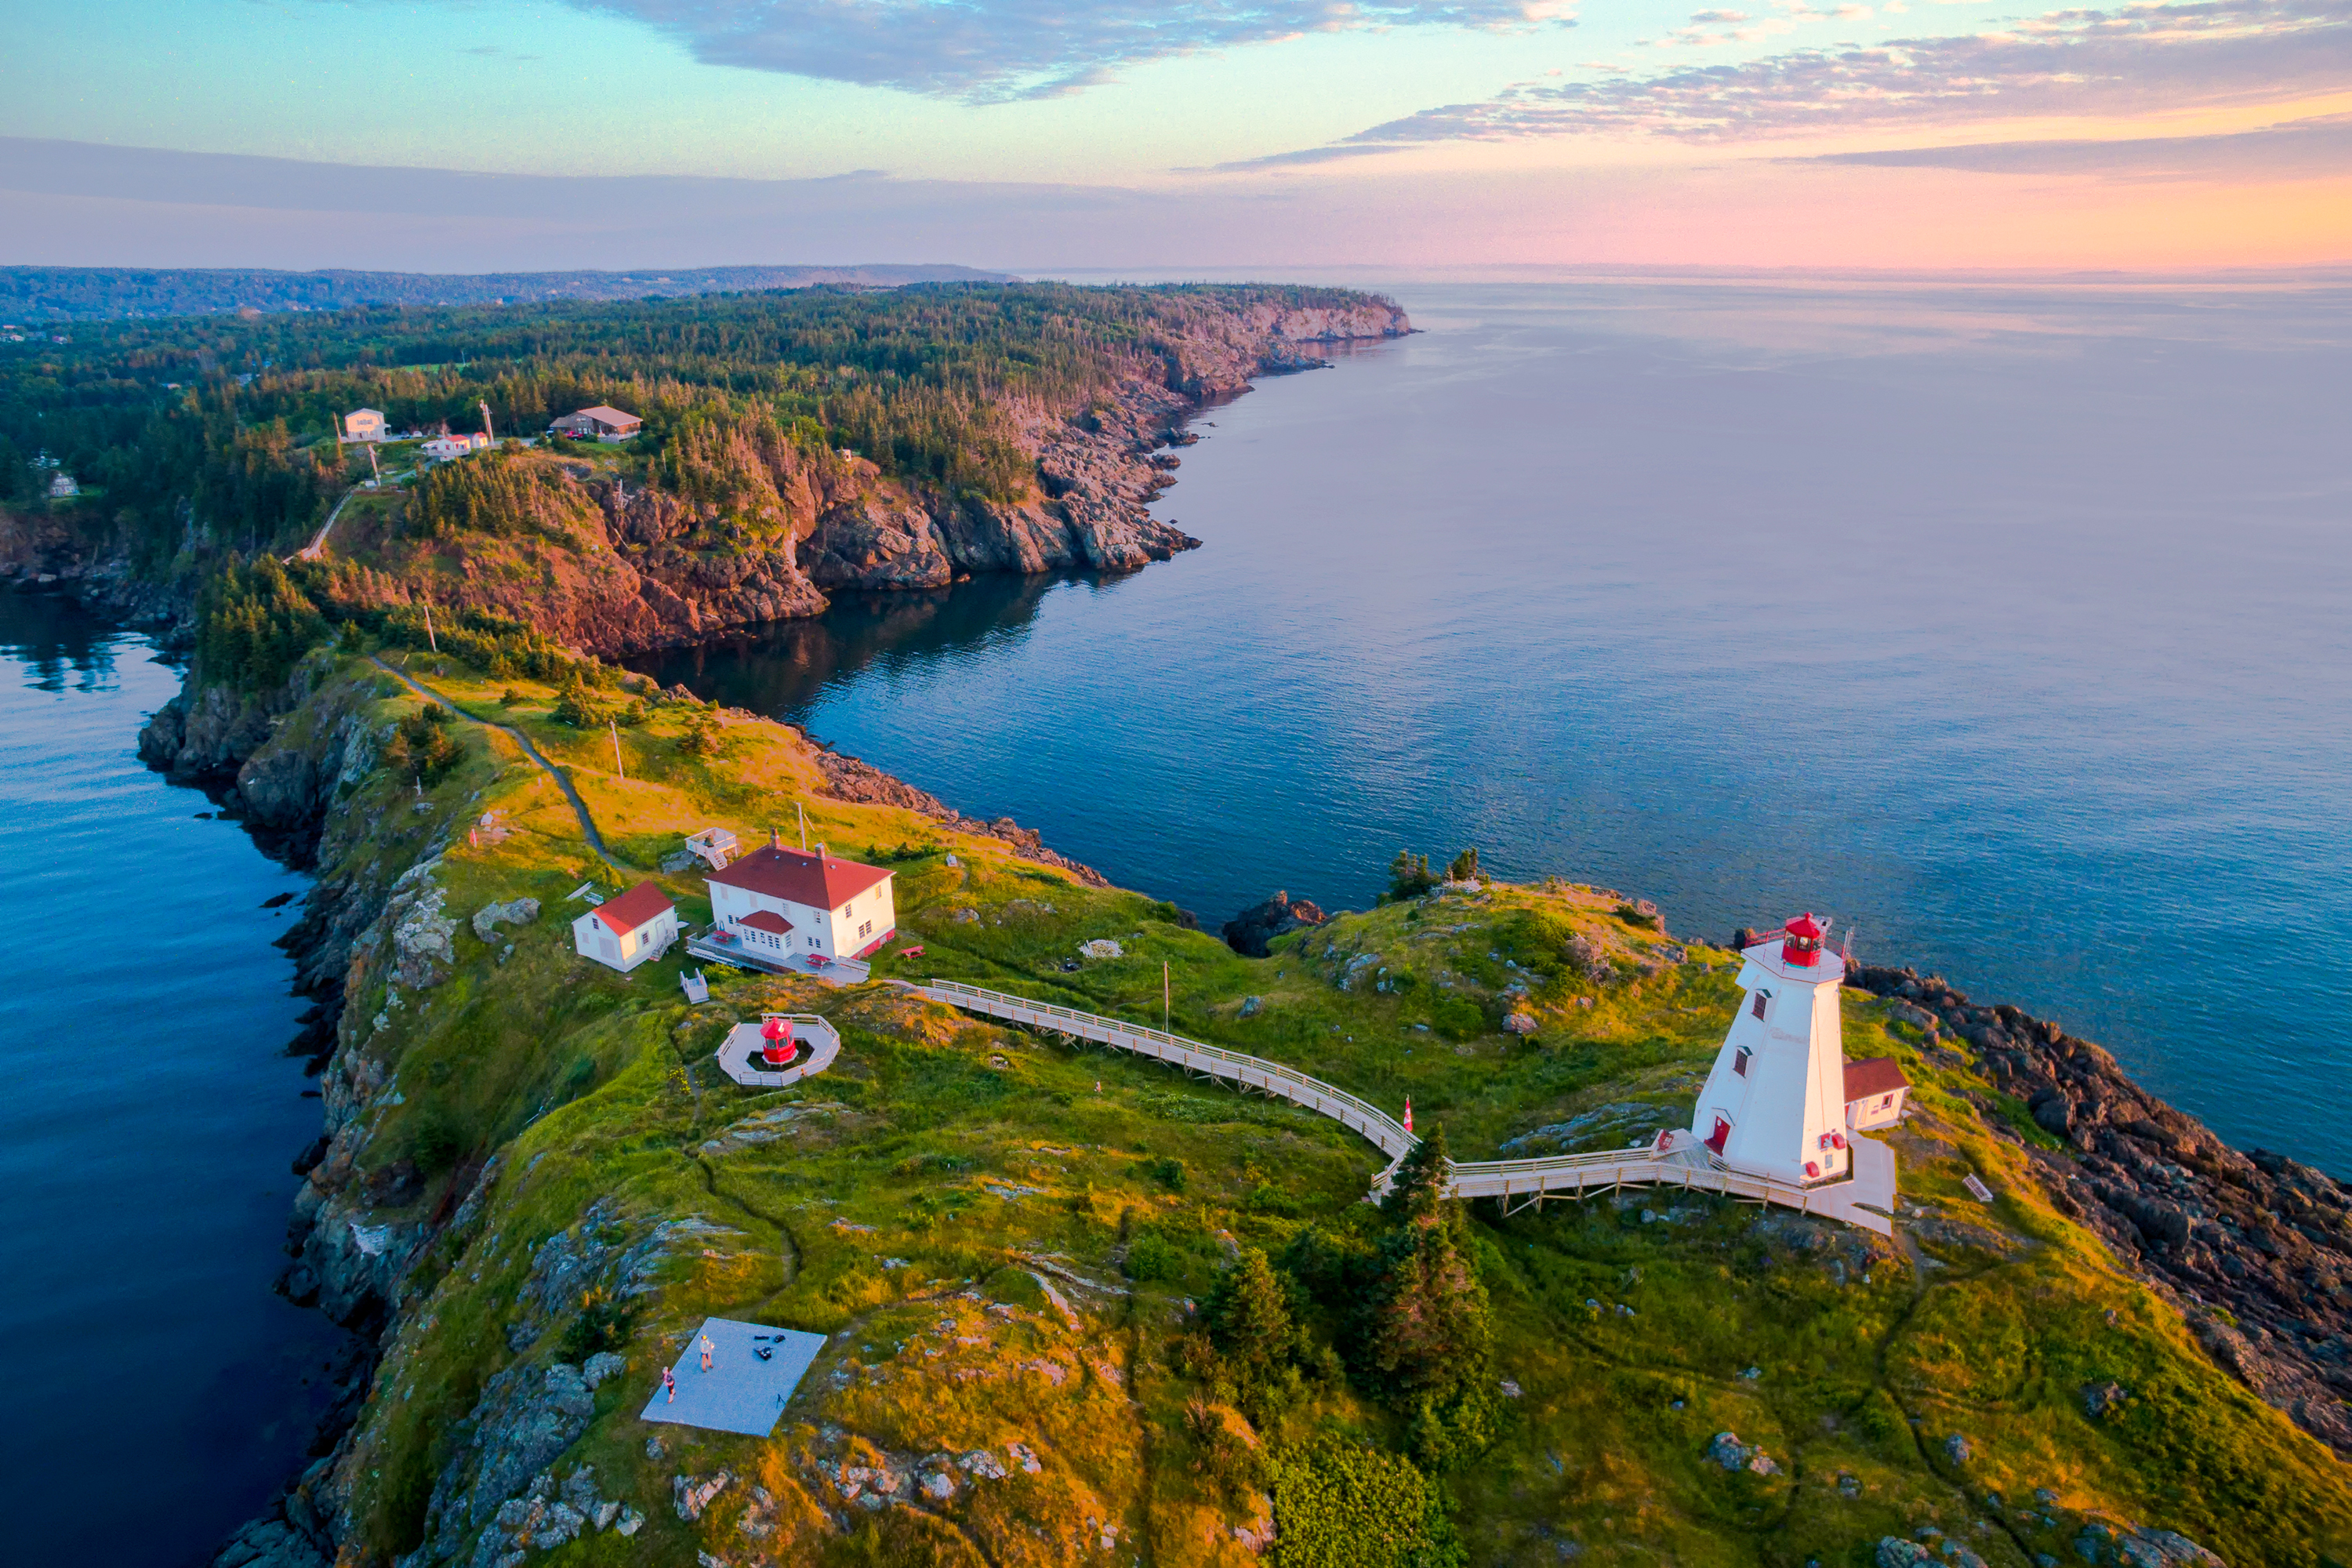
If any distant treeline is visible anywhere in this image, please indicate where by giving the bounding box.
[0,280,1392,570]
[0,264,1013,322]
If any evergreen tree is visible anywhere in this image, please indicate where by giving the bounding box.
[1206,1247,1295,1400]
[1446,848,1481,884]
[1367,1123,1494,1410]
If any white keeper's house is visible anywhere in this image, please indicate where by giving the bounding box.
[705,836,896,963]
[573,881,678,973]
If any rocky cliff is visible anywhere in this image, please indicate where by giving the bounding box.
[312,299,1408,659]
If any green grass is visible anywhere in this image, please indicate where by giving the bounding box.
[276,647,2352,1568]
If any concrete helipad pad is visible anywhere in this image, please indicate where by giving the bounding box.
[641,1316,827,1437]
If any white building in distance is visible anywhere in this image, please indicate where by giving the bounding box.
[573,881,678,973]
[1692,913,1860,1186]
[705,837,896,963]
[341,408,388,443]
[419,432,490,461]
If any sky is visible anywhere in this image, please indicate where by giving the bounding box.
[2,0,2347,270]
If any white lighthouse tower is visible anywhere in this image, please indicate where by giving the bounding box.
[1691,913,1854,1186]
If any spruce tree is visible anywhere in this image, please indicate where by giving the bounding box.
[1368,1123,1494,1408]
[1207,1247,1294,1399]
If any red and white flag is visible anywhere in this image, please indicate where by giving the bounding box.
[1403,1098,1414,1135]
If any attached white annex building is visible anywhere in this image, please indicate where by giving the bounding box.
[705,837,896,963]
[573,881,679,972]
[1693,913,1861,1187]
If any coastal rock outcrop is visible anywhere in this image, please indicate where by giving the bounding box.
[1848,963,2352,1455]
[1222,891,1329,957]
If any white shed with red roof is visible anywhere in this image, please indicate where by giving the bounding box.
[704,837,895,962]
[1842,1055,1912,1131]
[572,880,678,973]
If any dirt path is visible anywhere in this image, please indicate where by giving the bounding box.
[371,655,634,873]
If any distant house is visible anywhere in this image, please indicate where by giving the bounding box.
[1843,1056,1912,1131]
[705,837,897,962]
[572,881,678,973]
[48,474,79,499]
[419,432,489,461]
[551,405,643,443]
[341,408,388,444]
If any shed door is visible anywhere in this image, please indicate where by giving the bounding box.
[1705,1116,1731,1155]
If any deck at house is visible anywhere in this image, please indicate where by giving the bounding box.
[684,926,871,986]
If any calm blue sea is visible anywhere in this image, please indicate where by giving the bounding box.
[0,594,351,1566]
[637,275,2352,1174]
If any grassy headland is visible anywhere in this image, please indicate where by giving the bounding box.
[234,630,2352,1568]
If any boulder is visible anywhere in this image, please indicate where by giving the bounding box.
[1875,1541,1936,1568]
[673,1472,731,1522]
[472,897,541,942]
[1504,1012,1539,1036]
[1221,891,1329,958]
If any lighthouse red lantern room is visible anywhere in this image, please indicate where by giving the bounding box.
[760,1014,794,1068]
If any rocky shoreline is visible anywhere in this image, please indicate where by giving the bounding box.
[1843,963,2352,1457]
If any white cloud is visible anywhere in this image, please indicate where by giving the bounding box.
[1254,0,2352,150]
[572,0,1577,100]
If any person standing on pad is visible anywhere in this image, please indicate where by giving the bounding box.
[662,1367,677,1403]
[700,1334,715,1373]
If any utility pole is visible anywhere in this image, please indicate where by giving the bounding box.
[797,801,808,851]
[365,443,381,487]
[480,399,496,448]
[611,719,624,781]
[423,601,437,654]
[1163,960,1171,1033]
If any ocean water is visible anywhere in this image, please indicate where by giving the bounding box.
[0,593,351,1566]
[634,275,2352,1174]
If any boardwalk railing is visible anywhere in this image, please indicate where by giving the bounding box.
[920,980,1413,1157]
[917,978,1893,1235]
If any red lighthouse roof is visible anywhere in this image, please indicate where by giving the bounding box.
[1782,911,1826,967]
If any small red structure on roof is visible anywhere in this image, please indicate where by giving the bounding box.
[1781,912,1824,967]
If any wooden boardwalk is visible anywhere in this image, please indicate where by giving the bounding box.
[917,979,1895,1236]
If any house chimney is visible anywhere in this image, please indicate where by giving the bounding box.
[769,827,780,849]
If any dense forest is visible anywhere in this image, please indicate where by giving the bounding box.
[0,281,1389,572]
[0,263,1011,321]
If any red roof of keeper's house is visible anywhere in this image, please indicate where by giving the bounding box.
[1843,1056,1911,1102]
[592,880,674,935]
[738,909,793,935]
[708,843,892,911]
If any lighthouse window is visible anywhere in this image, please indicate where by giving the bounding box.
[1751,993,1767,1021]
[1734,1048,1751,1077]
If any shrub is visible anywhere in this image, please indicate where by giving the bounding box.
[557,1287,637,1360]
[1127,1230,1180,1282]
[1428,996,1483,1041]
[552,674,612,728]
[1446,848,1480,884]
[383,708,463,786]
[1265,1437,1461,1568]
[408,1105,466,1174]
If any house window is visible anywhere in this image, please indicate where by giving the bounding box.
[858,920,873,938]
[1733,1048,1750,1077]
[1879,1094,1893,1108]
[1751,993,1767,1020]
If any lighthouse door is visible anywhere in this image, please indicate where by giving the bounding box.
[1705,1116,1731,1156]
